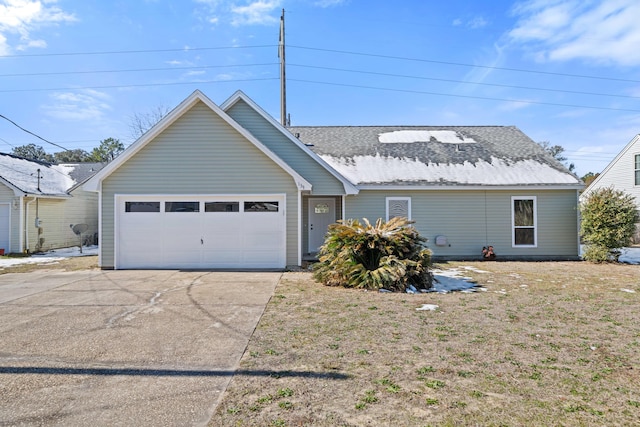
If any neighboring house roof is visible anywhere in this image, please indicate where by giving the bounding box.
[0,152,104,196]
[581,133,640,200]
[84,90,312,192]
[288,126,583,188]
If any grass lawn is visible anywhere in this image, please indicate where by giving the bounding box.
[214,261,640,426]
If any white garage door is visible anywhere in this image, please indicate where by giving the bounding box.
[116,195,286,269]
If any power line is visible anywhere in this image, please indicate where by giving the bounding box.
[289,63,640,100]
[0,77,279,93]
[0,62,279,78]
[2,42,637,85]
[288,45,640,84]
[4,60,636,102]
[0,114,69,151]
[0,44,277,59]
[289,78,640,113]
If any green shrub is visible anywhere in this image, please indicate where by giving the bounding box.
[581,187,638,262]
[312,217,432,291]
[582,244,617,263]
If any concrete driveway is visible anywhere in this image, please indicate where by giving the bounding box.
[0,269,281,426]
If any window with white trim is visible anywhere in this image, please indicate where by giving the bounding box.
[386,197,411,221]
[635,154,640,186]
[512,196,537,247]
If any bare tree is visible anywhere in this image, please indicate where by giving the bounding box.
[129,105,171,140]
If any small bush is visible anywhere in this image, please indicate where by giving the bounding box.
[581,187,638,263]
[312,217,432,291]
[582,244,618,263]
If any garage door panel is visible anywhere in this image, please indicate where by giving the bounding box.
[117,196,285,269]
[245,231,283,248]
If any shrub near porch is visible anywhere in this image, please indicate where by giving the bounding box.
[312,217,433,292]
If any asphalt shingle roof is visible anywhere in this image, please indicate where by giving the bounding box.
[287,126,581,186]
[0,153,104,195]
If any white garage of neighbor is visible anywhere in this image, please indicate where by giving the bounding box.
[116,195,286,269]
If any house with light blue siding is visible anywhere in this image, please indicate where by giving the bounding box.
[84,89,583,269]
[581,134,640,242]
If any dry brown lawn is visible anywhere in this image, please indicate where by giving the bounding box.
[214,261,640,426]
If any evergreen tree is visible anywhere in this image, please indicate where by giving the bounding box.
[581,187,638,262]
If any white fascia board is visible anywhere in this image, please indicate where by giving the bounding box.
[357,184,585,191]
[84,90,312,193]
[581,133,640,197]
[221,91,359,195]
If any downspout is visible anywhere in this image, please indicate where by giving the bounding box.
[297,190,302,267]
[576,189,582,258]
[25,196,37,253]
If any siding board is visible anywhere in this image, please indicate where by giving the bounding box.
[101,101,300,268]
[345,189,579,259]
[226,100,346,195]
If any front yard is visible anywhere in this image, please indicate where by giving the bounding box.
[214,261,640,426]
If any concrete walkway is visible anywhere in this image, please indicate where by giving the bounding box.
[0,270,281,426]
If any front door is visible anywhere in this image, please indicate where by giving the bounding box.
[308,198,335,253]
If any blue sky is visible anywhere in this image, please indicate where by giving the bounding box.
[1,0,639,177]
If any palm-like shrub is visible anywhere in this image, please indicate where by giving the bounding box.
[312,217,433,291]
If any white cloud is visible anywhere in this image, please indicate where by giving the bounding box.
[193,0,280,27]
[497,99,535,111]
[230,1,281,26]
[452,15,488,29]
[0,0,76,54]
[314,0,347,7]
[468,16,488,29]
[42,90,112,121]
[508,0,640,66]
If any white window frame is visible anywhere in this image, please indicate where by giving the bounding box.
[635,154,640,186]
[386,197,411,221]
[511,196,537,248]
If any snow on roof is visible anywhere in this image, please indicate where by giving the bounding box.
[289,126,582,187]
[0,153,85,195]
[379,130,476,144]
[320,154,579,186]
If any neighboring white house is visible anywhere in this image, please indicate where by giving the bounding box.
[0,153,103,254]
[84,90,583,270]
[581,134,640,242]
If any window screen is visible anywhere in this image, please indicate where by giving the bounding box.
[513,197,536,246]
[165,202,199,212]
[244,201,279,212]
[125,202,160,212]
[205,202,239,212]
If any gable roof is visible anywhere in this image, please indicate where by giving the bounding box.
[581,133,640,197]
[84,90,312,192]
[221,91,358,195]
[288,126,583,188]
[0,152,103,196]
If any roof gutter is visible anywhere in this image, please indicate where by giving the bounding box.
[357,184,585,191]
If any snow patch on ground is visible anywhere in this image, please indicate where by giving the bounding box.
[0,246,98,268]
[618,247,640,264]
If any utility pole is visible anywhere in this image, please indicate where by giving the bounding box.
[278,8,288,127]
